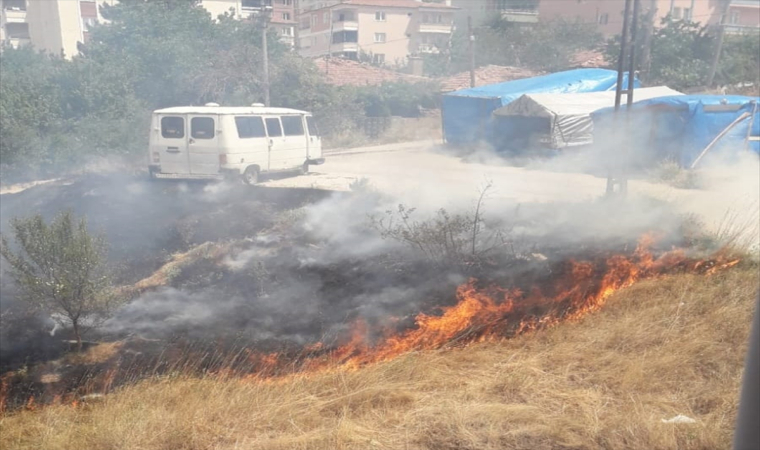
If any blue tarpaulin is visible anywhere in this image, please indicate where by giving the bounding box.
[592,95,760,167]
[442,69,640,145]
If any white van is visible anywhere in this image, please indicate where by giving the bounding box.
[148,104,324,184]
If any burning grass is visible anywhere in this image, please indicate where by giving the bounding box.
[1,266,756,450]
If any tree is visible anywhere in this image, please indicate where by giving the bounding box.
[0,212,114,352]
[603,16,758,91]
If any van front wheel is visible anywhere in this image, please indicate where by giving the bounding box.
[242,166,259,185]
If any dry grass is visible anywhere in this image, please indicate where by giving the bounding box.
[1,267,757,450]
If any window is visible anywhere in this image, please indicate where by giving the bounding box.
[282,12,291,20]
[672,7,682,19]
[598,13,609,25]
[683,7,692,20]
[306,116,319,137]
[730,11,740,24]
[161,116,184,139]
[323,12,329,24]
[374,32,386,43]
[191,117,215,139]
[235,116,266,139]
[265,118,282,137]
[372,53,385,64]
[282,26,293,36]
[281,116,305,136]
[436,14,443,24]
[422,13,429,23]
[375,11,386,21]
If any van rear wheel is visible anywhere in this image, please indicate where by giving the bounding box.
[242,166,259,185]
[300,162,309,175]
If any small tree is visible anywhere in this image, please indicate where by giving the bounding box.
[0,211,114,351]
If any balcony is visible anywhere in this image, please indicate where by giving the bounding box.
[330,42,359,52]
[418,43,442,54]
[5,36,30,48]
[332,19,358,31]
[418,22,452,33]
[499,9,538,23]
[724,23,760,34]
[2,7,26,23]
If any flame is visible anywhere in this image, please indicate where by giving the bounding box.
[291,237,740,371]
[0,236,742,412]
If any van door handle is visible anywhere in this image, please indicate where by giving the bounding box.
[166,147,180,153]
[188,138,195,144]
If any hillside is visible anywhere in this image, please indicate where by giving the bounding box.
[1,267,756,450]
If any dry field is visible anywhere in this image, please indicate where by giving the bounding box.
[1,266,757,450]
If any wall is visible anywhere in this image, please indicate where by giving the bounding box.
[357,7,414,66]
[26,0,64,56]
[201,0,241,19]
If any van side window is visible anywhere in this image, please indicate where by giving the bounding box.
[161,116,184,138]
[191,117,215,139]
[235,116,266,138]
[281,116,305,136]
[265,118,282,137]
[306,116,319,137]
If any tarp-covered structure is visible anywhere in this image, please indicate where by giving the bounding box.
[491,86,682,149]
[442,68,640,145]
[592,95,760,167]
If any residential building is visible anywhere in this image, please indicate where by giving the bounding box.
[298,0,456,66]
[451,0,538,27]
[0,0,115,57]
[200,0,296,46]
[724,0,760,34]
[538,0,759,37]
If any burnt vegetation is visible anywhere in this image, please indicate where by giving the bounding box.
[0,170,746,411]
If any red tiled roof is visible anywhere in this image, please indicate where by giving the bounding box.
[314,57,431,86]
[438,65,540,92]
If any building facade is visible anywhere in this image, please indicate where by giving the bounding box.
[538,0,759,36]
[1,0,115,57]
[298,0,456,66]
[0,0,295,59]
[201,0,296,46]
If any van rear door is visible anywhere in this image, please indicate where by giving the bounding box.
[188,115,220,175]
[278,115,309,169]
[156,115,190,174]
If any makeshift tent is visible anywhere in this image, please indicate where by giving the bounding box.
[592,95,760,167]
[491,86,682,149]
[442,68,640,145]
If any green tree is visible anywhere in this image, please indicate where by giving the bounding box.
[0,212,115,352]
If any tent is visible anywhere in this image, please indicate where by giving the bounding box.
[592,95,760,167]
[442,68,640,146]
[491,86,682,149]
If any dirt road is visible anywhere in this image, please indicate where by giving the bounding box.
[263,142,760,250]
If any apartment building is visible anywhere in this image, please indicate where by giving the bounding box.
[451,0,539,27]
[201,0,296,46]
[538,0,759,36]
[298,0,456,66]
[0,0,295,58]
[1,0,115,57]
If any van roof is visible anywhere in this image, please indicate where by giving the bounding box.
[153,106,311,115]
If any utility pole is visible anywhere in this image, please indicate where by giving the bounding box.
[707,0,731,87]
[468,15,475,88]
[262,7,272,107]
[639,0,657,81]
[607,0,639,197]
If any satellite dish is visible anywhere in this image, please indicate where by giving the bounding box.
[251,103,266,107]
[205,102,220,107]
